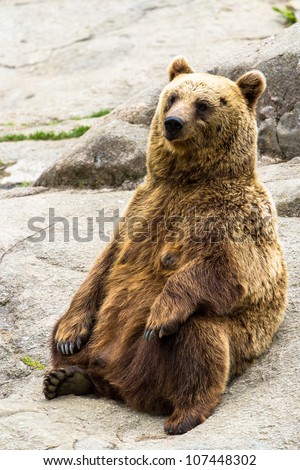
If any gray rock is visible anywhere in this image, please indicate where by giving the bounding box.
[34,85,163,189]
[35,120,148,189]
[74,437,117,450]
[112,86,162,127]
[258,117,281,161]
[0,139,77,187]
[277,102,300,160]
[258,158,300,217]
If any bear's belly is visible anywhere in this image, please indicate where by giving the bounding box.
[88,236,193,377]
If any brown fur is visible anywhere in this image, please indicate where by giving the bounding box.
[44,57,287,435]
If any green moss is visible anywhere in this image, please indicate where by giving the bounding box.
[272,5,298,25]
[0,126,90,143]
[88,109,111,118]
[27,126,90,140]
[21,356,46,370]
[0,133,27,142]
[71,108,111,120]
[16,181,32,187]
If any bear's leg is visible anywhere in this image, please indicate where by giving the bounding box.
[164,317,230,435]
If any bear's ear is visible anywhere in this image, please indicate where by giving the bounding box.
[236,70,266,109]
[168,56,195,81]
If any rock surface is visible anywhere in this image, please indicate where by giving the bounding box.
[35,119,148,189]
[35,24,300,189]
[0,139,78,187]
[0,0,292,125]
[258,158,300,217]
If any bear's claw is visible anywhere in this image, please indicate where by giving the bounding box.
[56,338,82,355]
[144,320,180,341]
[144,328,157,340]
[54,319,90,356]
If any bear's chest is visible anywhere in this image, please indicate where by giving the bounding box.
[115,188,209,275]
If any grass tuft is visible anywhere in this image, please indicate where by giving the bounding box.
[0,126,90,143]
[0,134,27,142]
[71,108,111,120]
[272,4,298,25]
[16,181,32,187]
[88,108,111,118]
[21,355,46,370]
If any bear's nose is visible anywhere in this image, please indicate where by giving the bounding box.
[164,116,184,140]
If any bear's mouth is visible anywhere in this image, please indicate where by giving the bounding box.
[164,133,182,142]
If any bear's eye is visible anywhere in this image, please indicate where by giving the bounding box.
[168,94,177,106]
[196,101,209,113]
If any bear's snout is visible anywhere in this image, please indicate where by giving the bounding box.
[164,116,184,141]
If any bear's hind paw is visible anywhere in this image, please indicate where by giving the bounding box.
[43,368,92,399]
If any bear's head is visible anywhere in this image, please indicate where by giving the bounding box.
[147,56,266,182]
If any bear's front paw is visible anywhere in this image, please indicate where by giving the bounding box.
[54,318,91,355]
[144,318,179,341]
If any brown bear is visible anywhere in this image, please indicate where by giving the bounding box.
[44,56,287,435]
